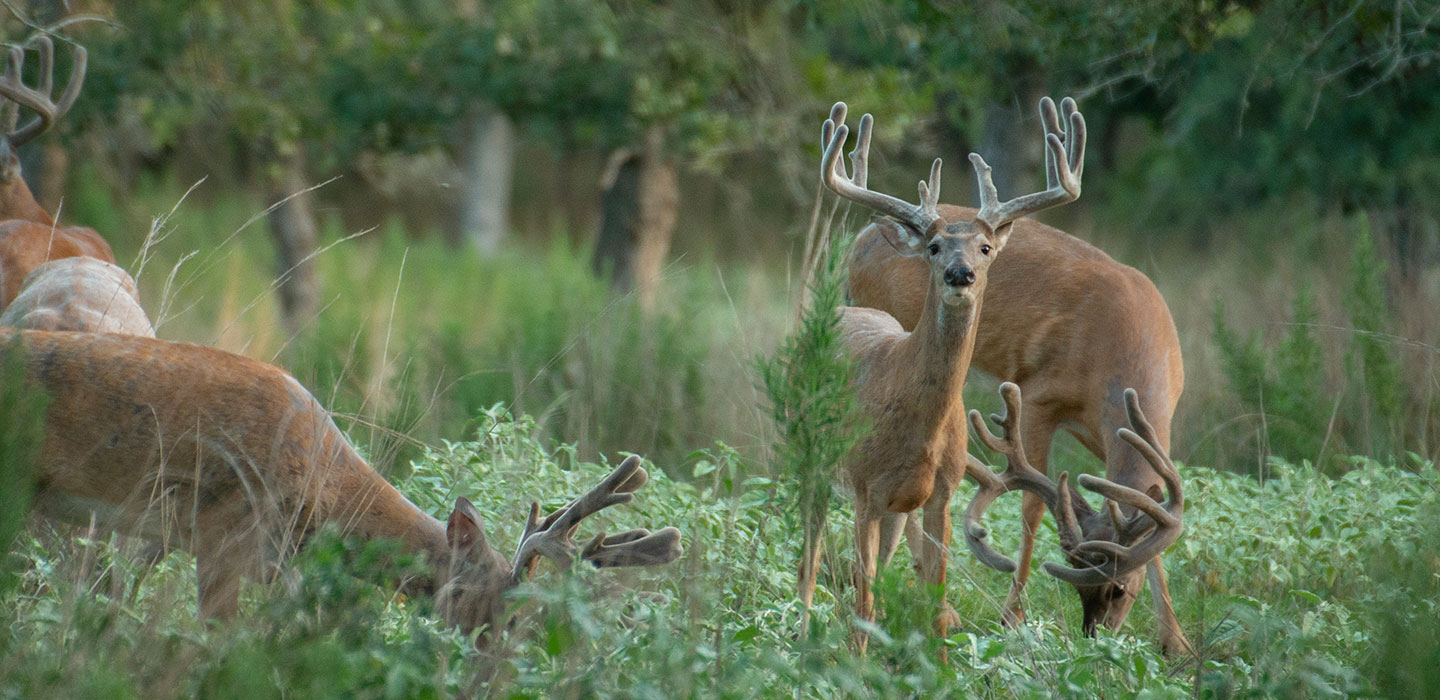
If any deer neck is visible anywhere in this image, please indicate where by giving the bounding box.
[325,450,451,596]
[0,165,55,225]
[899,278,983,420]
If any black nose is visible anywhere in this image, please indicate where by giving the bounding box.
[944,266,975,287]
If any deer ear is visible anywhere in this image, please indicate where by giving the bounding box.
[447,497,489,552]
[870,216,927,257]
[987,221,1016,253]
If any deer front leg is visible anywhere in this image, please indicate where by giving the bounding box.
[1147,559,1194,657]
[851,506,881,654]
[797,518,824,629]
[877,512,911,567]
[919,488,959,636]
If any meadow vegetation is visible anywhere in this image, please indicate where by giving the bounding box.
[5,0,1440,697]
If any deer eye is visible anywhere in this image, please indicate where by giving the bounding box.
[928,243,940,255]
[980,245,992,255]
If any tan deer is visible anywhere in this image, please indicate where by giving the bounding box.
[5,328,682,645]
[0,256,152,336]
[844,98,1190,654]
[963,382,1185,649]
[796,97,1084,650]
[0,36,115,310]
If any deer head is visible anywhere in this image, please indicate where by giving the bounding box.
[820,96,1084,308]
[435,455,683,646]
[0,34,87,184]
[964,383,1183,636]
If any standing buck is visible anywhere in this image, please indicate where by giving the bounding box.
[845,98,1190,654]
[0,36,114,310]
[5,328,682,645]
[797,97,1084,650]
[964,383,1184,647]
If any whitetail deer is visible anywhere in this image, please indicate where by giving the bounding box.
[844,98,1190,654]
[797,97,1084,650]
[0,36,114,310]
[964,383,1185,648]
[5,328,682,645]
[0,256,152,336]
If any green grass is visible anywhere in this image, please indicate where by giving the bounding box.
[4,409,1436,697]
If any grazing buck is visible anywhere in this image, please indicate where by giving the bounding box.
[5,329,682,645]
[964,383,1185,648]
[0,256,152,336]
[797,97,1084,650]
[0,36,114,310]
[844,98,1190,654]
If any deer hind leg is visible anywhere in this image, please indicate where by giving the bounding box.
[1147,559,1194,657]
[851,505,882,654]
[1003,404,1059,626]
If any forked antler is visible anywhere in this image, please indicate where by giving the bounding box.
[820,101,942,242]
[1042,388,1183,585]
[964,383,1183,585]
[509,455,682,581]
[971,96,1085,232]
[0,35,87,148]
[962,382,1086,572]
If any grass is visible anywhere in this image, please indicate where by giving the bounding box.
[4,409,1436,697]
[9,172,1439,696]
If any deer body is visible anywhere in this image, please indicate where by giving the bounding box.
[0,256,151,336]
[9,329,680,640]
[798,98,1086,650]
[852,207,1191,654]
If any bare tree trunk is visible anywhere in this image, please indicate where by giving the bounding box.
[594,127,678,309]
[978,77,1046,204]
[266,157,321,335]
[461,104,516,255]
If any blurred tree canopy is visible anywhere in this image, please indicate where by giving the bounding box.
[4,0,1437,269]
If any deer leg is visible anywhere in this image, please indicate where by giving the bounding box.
[1003,407,1057,626]
[1147,559,1194,657]
[797,521,824,623]
[851,506,881,654]
[919,485,960,636]
[877,511,911,567]
[196,545,245,621]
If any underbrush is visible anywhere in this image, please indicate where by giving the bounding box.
[4,410,1436,698]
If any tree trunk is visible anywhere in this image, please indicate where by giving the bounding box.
[594,127,678,309]
[266,157,321,335]
[460,104,516,255]
[978,78,1046,205]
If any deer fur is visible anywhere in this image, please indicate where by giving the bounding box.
[5,328,680,644]
[0,256,152,336]
[849,207,1191,655]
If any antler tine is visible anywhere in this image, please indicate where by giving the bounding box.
[1042,389,1184,586]
[850,112,872,189]
[581,526,683,568]
[822,101,848,182]
[510,455,646,577]
[0,47,21,135]
[6,35,87,148]
[963,382,1065,573]
[818,103,940,240]
[971,95,1086,232]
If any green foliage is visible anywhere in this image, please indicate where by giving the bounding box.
[1343,214,1403,452]
[0,334,48,599]
[1214,287,1332,466]
[759,234,865,613]
[5,411,1440,697]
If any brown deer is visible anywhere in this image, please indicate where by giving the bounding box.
[0,36,114,310]
[844,98,1191,654]
[964,382,1185,648]
[796,97,1084,650]
[0,256,152,336]
[5,328,682,645]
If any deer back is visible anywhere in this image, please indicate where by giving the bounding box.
[0,256,152,336]
[0,220,115,310]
